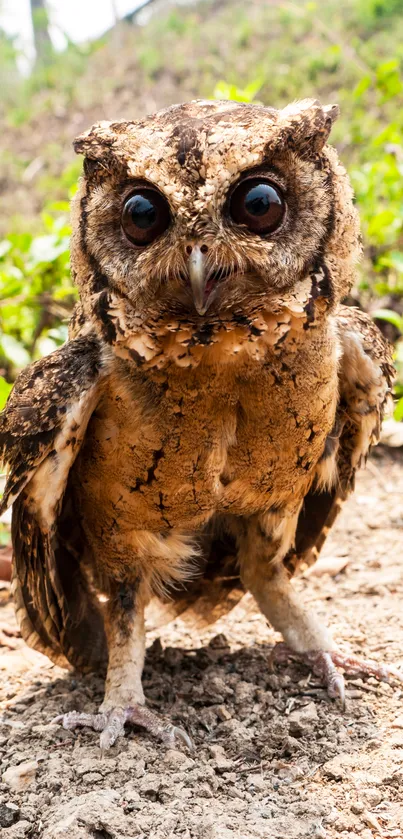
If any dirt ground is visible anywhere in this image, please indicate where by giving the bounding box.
[0,446,402,839]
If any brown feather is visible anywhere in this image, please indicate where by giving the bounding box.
[1,335,109,670]
[0,100,395,682]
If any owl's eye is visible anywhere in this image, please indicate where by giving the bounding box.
[121,189,171,246]
[229,179,285,235]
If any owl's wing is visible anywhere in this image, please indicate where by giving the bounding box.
[289,305,394,572]
[0,335,109,671]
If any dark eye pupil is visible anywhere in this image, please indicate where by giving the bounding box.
[245,184,279,217]
[128,195,157,229]
[229,178,285,235]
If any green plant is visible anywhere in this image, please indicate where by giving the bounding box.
[0,209,75,408]
[213,78,264,103]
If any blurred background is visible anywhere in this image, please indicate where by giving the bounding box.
[0,0,402,415]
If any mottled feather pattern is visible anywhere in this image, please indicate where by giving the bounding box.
[11,492,108,671]
[0,99,395,688]
[0,335,109,670]
[83,269,331,371]
[0,335,106,511]
[288,304,394,573]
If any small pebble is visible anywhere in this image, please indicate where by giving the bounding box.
[2,761,38,792]
[0,802,20,828]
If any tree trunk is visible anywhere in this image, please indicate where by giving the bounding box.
[30,0,52,63]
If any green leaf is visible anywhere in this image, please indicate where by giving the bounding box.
[372,308,403,332]
[53,285,77,300]
[0,241,12,260]
[0,335,31,368]
[353,76,371,99]
[0,376,12,410]
[48,201,71,213]
[376,59,400,77]
[213,78,263,103]
[367,210,400,242]
[28,234,69,266]
[383,250,403,274]
[0,273,24,300]
[393,396,403,422]
[243,77,264,99]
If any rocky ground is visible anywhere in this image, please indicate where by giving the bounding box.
[0,446,402,839]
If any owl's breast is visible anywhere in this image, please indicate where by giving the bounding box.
[219,358,338,515]
[74,326,338,552]
[74,369,234,536]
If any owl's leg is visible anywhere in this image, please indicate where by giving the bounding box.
[55,579,192,750]
[238,517,403,704]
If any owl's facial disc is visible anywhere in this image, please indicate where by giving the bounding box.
[120,177,287,316]
[73,99,356,321]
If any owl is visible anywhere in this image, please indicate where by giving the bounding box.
[0,99,399,751]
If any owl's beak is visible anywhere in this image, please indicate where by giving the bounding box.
[187,245,210,316]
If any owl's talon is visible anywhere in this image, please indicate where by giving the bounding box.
[53,708,128,748]
[305,651,346,707]
[52,710,109,732]
[327,668,345,707]
[125,705,193,750]
[271,643,403,703]
[53,704,192,750]
[99,708,127,749]
[163,725,194,751]
[330,651,403,684]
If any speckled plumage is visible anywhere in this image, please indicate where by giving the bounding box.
[0,99,397,747]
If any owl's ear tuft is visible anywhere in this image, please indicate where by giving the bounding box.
[73,121,118,160]
[323,103,340,124]
[278,99,340,155]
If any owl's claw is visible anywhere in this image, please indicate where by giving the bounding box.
[303,650,346,707]
[53,709,110,733]
[53,704,193,751]
[330,650,403,684]
[270,642,403,705]
[52,708,125,749]
[125,704,194,750]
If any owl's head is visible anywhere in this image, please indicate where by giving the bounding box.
[71,99,360,325]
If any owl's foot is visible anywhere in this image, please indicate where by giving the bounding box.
[53,704,193,751]
[270,642,403,706]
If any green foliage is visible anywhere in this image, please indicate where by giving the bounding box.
[0,376,12,407]
[0,27,18,69]
[213,79,263,103]
[355,0,403,28]
[137,45,163,78]
[0,208,75,406]
[348,65,403,299]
